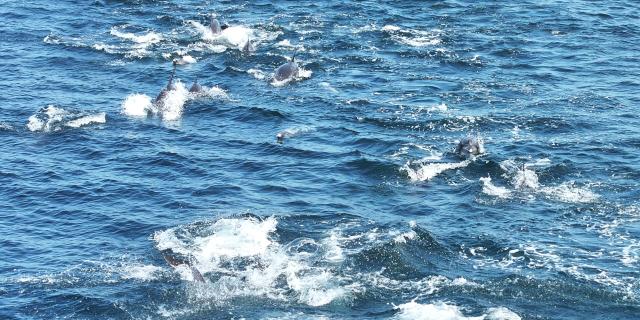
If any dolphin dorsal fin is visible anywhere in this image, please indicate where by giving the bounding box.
[167,61,177,89]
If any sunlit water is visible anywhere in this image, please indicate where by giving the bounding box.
[1,1,639,319]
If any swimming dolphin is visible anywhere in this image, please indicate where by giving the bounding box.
[210,17,222,35]
[455,136,484,158]
[273,54,299,82]
[161,249,205,283]
[189,78,204,93]
[242,39,255,53]
[155,61,178,104]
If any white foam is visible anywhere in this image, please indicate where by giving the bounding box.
[500,160,599,203]
[195,217,277,260]
[174,55,197,65]
[540,182,599,203]
[0,122,13,131]
[110,27,162,45]
[43,34,61,44]
[276,126,315,140]
[622,244,639,267]
[393,230,417,244]
[27,105,105,132]
[248,68,268,80]
[480,176,511,199]
[203,86,229,99]
[485,307,522,320]
[153,216,351,306]
[382,25,442,47]
[402,160,470,182]
[190,21,253,50]
[394,301,520,320]
[426,103,448,112]
[92,43,117,54]
[382,25,401,32]
[65,112,106,128]
[276,39,305,51]
[319,82,339,93]
[157,81,189,121]
[120,264,162,281]
[512,167,540,190]
[121,93,154,117]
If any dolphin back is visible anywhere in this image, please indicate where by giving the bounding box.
[274,62,299,81]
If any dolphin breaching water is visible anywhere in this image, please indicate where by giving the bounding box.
[455,136,484,158]
[210,17,223,35]
[273,55,299,82]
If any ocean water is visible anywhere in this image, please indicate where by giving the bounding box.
[1,1,639,319]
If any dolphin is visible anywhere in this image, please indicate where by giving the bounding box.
[155,61,178,104]
[273,54,299,82]
[276,132,285,143]
[210,17,222,35]
[189,78,204,94]
[242,39,255,53]
[455,136,484,158]
[161,249,205,283]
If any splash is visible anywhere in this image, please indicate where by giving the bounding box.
[153,216,351,307]
[276,126,316,140]
[480,176,512,199]
[27,105,106,132]
[402,160,470,182]
[121,93,154,117]
[189,21,253,50]
[394,301,520,320]
[382,25,442,47]
[270,67,313,87]
[159,81,189,121]
[110,27,162,45]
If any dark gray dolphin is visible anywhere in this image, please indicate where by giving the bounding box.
[155,61,178,104]
[189,78,204,93]
[455,136,484,158]
[210,17,222,35]
[161,249,205,283]
[273,55,299,82]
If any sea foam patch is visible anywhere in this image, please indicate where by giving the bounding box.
[394,301,520,320]
[153,216,353,307]
[27,105,106,132]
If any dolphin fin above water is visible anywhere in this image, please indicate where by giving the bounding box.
[189,78,204,93]
[155,61,178,104]
[242,39,255,53]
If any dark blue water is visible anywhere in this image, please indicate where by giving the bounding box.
[1,1,639,319]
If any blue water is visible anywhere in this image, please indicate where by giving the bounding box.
[1,1,639,319]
